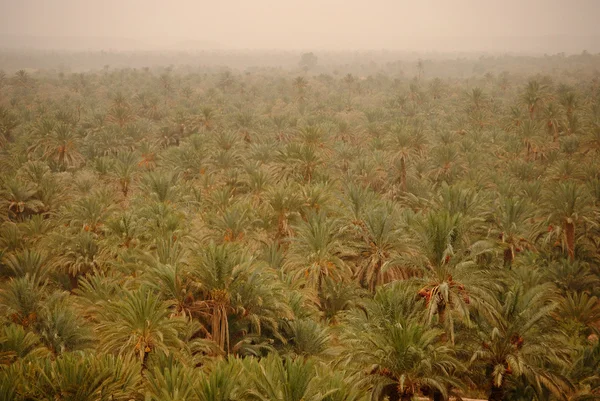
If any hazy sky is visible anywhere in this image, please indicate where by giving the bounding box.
[1,0,599,51]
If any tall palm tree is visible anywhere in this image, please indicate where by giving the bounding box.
[521,79,547,120]
[293,77,309,103]
[403,210,496,344]
[540,181,592,261]
[543,103,561,142]
[266,184,303,244]
[190,242,291,353]
[389,124,418,193]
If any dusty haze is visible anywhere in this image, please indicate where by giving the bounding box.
[1,0,599,53]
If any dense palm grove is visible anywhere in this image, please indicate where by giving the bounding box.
[0,53,599,401]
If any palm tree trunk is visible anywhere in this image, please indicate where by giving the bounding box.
[503,247,514,267]
[565,220,575,261]
[69,273,79,290]
[400,157,407,192]
[212,304,230,353]
[489,385,504,401]
[432,391,444,401]
[382,384,401,401]
[438,304,450,343]
[400,392,413,401]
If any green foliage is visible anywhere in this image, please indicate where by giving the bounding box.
[0,54,599,401]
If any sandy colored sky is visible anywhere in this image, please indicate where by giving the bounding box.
[0,0,598,51]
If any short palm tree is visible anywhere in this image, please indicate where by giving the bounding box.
[0,323,48,364]
[144,361,197,401]
[489,197,533,267]
[353,206,409,292]
[2,248,49,283]
[243,353,336,401]
[35,293,93,354]
[0,275,46,328]
[194,359,244,401]
[36,123,84,171]
[285,211,350,294]
[112,150,139,197]
[29,352,140,401]
[340,283,464,401]
[96,286,186,367]
[0,178,44,221]
[470,275,572,401]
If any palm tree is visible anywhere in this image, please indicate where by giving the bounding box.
[112,150,139,197]
[50,230,103,289]
[519,119,541,160]
[14,70,29,87]
[340,283,464,401]
[280,317,332,357]
[243,353,336,401]
[35,293,93,354]
[389,124,418,193]
[521,79,547,120]
[266,183,303,243]
[0,179,45,221]
[489,197,533,267]
[233,112,255,143]
[543,103,561,142]
[2,248,49,284]
[403,210,495,344]
[144,361,197,401]
[190,242,291,353]
[417,59,425,80]
[35,123,84,171]
[343,73,356,102]
[470,275,572,401]
[141,170,180,204]
[194,359,245,401]
[200,106,217,131]
[0,106,20,144]
[96,286,185,367]
[540,181,592,261]
[557,292,600,337]
[276,143,322,183]
[0,275,46,328]
[107,102,136,128]
[565,338,600,400]
[285,211,350,295]
[28,352,140,401]
[0,323,48,364]
[352,206,409,292]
